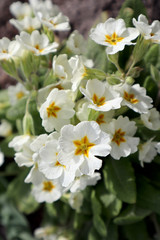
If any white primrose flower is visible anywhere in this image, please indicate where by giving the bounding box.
[30,0,60,18]
[25,133,59,185]
[0,150,4,167]
[38,137,77,187]
[52,54,73,82]
[68,192,83,211]
[141,108,160,130]
[70,172,101,193]
[80,79,122,111]
[37,12,70,31]
[133,14,160,43]
[139,138,158,167]
[69,55,94,91]
[10,16,41,33]
[66,30,87,55]
[58,121,111,175]
[8,82,29,106]
[31,177,63,203]
[0,120,12,137]
[16,30,59,56]
[37,82,72,109]
[75,98,114,130]
[90,18,139,55]
[105,116,139,160]
[0,37,22,60]
[116,83,153,114]
[9,1,33,19]
[39,88,75,132]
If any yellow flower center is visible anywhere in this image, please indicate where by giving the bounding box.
[92,94,106,106]
[2,50,7,53]
[34,44,44,53]
[43,181,55,192]
[123,91,139,104]
[112,128,126,146]
[46,101,61,118]
[16,91,25,99]
[96,114,106,125]
[105,32,124,45]
[73,135,95,157]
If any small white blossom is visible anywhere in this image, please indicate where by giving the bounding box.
[0,120,12,137]
[70,172,101,193]
[0,37,22,60]
[69,192,83,211]
[0,150,4,167]
[10,16,41,33]
[30,0,60,18]
[139,138,158,167]
[66,30,86,55]
[80,79,122,112]
[156,142,160,154]
[39,88,75,132]
[58,121,111,175]
[90,18,139,54]
[141,108,160,130]
[9,134,33,152]
[8,82,29,106]
[52,54,73,82]
[10,1,33,19]
[16,30,59,56]
[133,14,160,43]
[69,55,94,91]
[34,226,56,240]
[37,12,70,31]
[32,177,63,203]
[39,138,77,187]
[105,116,139,160]
[115,83,153,113]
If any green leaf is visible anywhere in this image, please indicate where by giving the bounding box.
[93,215,107,237]
[7,169,39,214]
[86,40,115,72]
[0,89,9,102]
[150,64,160,85]
[143,76,158,100]
[114,204,151,225]
[103,157,136,204]
[122,221,150,240]
[0,135,15,157]
[100,193,122,218]
[144,44,160,70]
[88,227,102,240]
[83,67,106,81]
[106,222,118,240]
[137,175,160,215]
[118,0,147,27]
[91,190,102,216]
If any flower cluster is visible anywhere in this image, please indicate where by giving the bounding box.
[0,0,160,220]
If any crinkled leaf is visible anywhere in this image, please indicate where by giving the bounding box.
[103,157,136,204]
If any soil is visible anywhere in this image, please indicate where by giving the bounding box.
[0,0,160,88]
